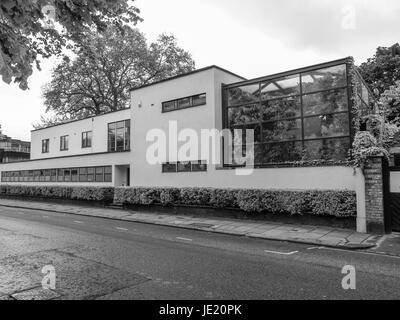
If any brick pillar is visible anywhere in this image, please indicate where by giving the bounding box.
[364,156,387,234]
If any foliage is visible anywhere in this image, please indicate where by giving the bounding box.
[0,185,114,202]
[0,185,356,218]
[114,186,357,218]
[359,43,400,97]
[0,0,140,90]
[351,131,390,167]
[378,81,400,124]
[36,26,195,128]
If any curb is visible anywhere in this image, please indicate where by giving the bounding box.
[0,203,376,251]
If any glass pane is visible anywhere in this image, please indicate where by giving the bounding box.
[228,104,260,126]
[116,128,124,151]
[162,163,177,173]
[64,169,71,181]
[104,173,112,182]
[302,64,347,93]
[177,161,191,172]
[79,174,88,182]
[95,167,104,174]
[71,169,78,182]
[108,128,116,151]
[262,96,301,121]
[163,100,176,112]
[230,124,261,144]
[108,122,116,130]
[95,174,104,182]
[79,168,87,174]
[303,88,348,116]
[177,97,191,109]
[87,174,94,182]
[227,84,260,106]
[87,167,95,174]
[104,166,112,174]
[116,121,125,129]
[260,74,300,100]
[191,160,207,172]
[257,142,303,164]
[192,94,206,106]
[262,119,302,142]
[304,113,349,139]
[125,126,130,150]
[303,138,350,161]
[57,169,63,181]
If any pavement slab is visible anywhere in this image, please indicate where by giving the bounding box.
[0,198,380,250]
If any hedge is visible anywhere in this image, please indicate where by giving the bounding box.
[0,185,356,218]
[114,186,357,218]
[0,185,114,202]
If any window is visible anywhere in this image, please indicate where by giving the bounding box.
[162,161,207,173]
[42,139,49,153]
[95,167,104,182]
[162,162,177,173]
[162,93,207,112]
[223,61,353,165]
[82,131,92,148]
[60,135,69,151]
[191,160,208,172]
[108,120,130,152]
[177,161,191,172]
[1,166,112,183]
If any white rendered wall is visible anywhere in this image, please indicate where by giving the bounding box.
[30,109,131,160]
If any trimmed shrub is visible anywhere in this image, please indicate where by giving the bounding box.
[0,185,113,202]
[160,187,180,206]
[309,190,357,218]
[209,188,238,208]
[179,187,212,206]
[114,186,357,218]
[0,185,357,218]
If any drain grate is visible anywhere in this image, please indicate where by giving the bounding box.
[189,223,214,229]
[11,287,62,300]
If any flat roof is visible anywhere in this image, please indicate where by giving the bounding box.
[31,107,131,132]
[223,57,352,88]
[129,65,246,92]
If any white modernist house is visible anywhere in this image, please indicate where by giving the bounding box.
[0,59,370,231]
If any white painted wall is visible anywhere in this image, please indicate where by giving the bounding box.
[31,109,131,159]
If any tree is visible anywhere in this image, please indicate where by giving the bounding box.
[379,80,400,124]
[0,0,140,90]
[359,43,400,97]
[37,26,195,127]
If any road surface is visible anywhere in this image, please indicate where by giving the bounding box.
[0,205,399,300]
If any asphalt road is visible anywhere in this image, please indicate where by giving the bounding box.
[0,205,399,300]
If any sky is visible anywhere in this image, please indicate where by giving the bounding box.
[1,0,399,141]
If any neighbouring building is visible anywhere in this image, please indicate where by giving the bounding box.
[0,58,384,233]
[0,126,30,163]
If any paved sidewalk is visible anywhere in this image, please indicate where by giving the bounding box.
[0,198,380,250]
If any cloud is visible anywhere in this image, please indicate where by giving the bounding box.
[203,0,400,62]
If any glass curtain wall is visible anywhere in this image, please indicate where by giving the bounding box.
[224,61,355,165]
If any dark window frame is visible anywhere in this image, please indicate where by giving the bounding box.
[81,131,92,148]
[60,135,69,151]
[162,93,207,113]
[42,139,49,153]
[161,161,207,173]
[108,120,130,152]
[222,59,356,167]
[1,166,113,183]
